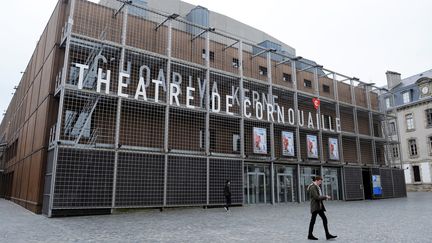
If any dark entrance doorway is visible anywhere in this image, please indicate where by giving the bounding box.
[362,169,372,200]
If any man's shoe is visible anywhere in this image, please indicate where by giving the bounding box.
[307,235,318,240]
[326,234,337,240]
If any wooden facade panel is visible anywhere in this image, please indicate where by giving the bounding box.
[354,87,367,108]
[31,73,42,114]
[243,51,268,82]
[27,150,44,204]
[210,43,240,76]
[340,107,355,133]
[126,15,167,55]
[357,112,370,135]
[44,1,60,61]
[33,99,49,151]
[39,50,54,105]
[35,29,47,78]
[370,92,379,111]
[338,82,351,104]
[12,163,21,199]
[296,71,315,95]
[30,51,38,85]
[18,126,27,161]
[24,87,33,122]
[273,62,293,89]
[319,77,335,99]
[25,114,36,157]
[342,137,357,163]
[20,157,31,200]
[73,0,123,43]
[360,140,374,164]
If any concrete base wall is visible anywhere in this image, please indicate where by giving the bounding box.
[406,184,432,192]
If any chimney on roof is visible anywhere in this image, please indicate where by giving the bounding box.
[386,71,401,90]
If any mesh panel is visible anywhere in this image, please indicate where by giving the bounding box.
[53,148,114,208]
[209,159,242,204]
[343,166,363,200]
[392,169,407,198]
[115,152,164,207]
[380,168,394,198]
[167,156,206,205]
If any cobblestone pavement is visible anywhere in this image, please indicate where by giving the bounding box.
[0,192,430,243]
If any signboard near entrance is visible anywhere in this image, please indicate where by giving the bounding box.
[372,175,382,197]
[253,127,267,154]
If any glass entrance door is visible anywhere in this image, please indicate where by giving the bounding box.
[323,168,340,200]
[300,167,320,202]
[276,173,294,203]
[247,172,266,204]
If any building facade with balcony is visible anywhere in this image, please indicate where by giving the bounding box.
[0,0,406,216]
[383,70,432,192]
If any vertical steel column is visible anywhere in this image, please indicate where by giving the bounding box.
[292,60,302,203]
[205,31,211,206]
[315,67,324,163]
[111,3,128,211]
[163,19,173,207]
[333,74,344,164]
[267,51,275,204]
[351,79,361,164]
[239,40,245,205]
[393,114,403,169]
[333,73,345,200]
[48,0,76,217]
[366,86,377,165]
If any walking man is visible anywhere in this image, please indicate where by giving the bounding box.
[224,180,231,211]
[307,176,337,240]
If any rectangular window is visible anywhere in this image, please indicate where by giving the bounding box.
[429,136,432,154]
[402,91,411,104]
[408,139,418,157]
[412,165,421,182]
[406,114,414,130]
[304,79,312,88]
[392,145,399,158]
[232,58,239,68]
[426,109,432,127]
[389,122,396,135]
[232,134,240,152]
[283,73,292,82]
[202,49,214,61]
[322,84,330,93]
[259,66,267,76]
[385,97,391,108]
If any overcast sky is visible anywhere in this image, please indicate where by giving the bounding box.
[1,0,431,120]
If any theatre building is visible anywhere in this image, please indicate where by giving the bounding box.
[0,0,406,216]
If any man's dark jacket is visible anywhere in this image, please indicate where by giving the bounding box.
[307,183,327,214]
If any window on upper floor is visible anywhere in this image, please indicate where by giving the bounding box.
[202,49,214,61]
[304,79,312,88]
[392,145,399,159]
[232,58,239,68]
[322,84,330,93]
[389,121,396,135]
[402,91,411,104]
[385,97,391,108]
[406,113,414,130]
[425,109,432,127]
[428,136,432,154]
[283,73,292,82]
[408,139,418,157]
[259,66,267,76]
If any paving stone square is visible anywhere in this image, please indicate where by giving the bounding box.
[0,192,430,243]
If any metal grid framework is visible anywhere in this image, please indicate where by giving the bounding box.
[38,0,404,214]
